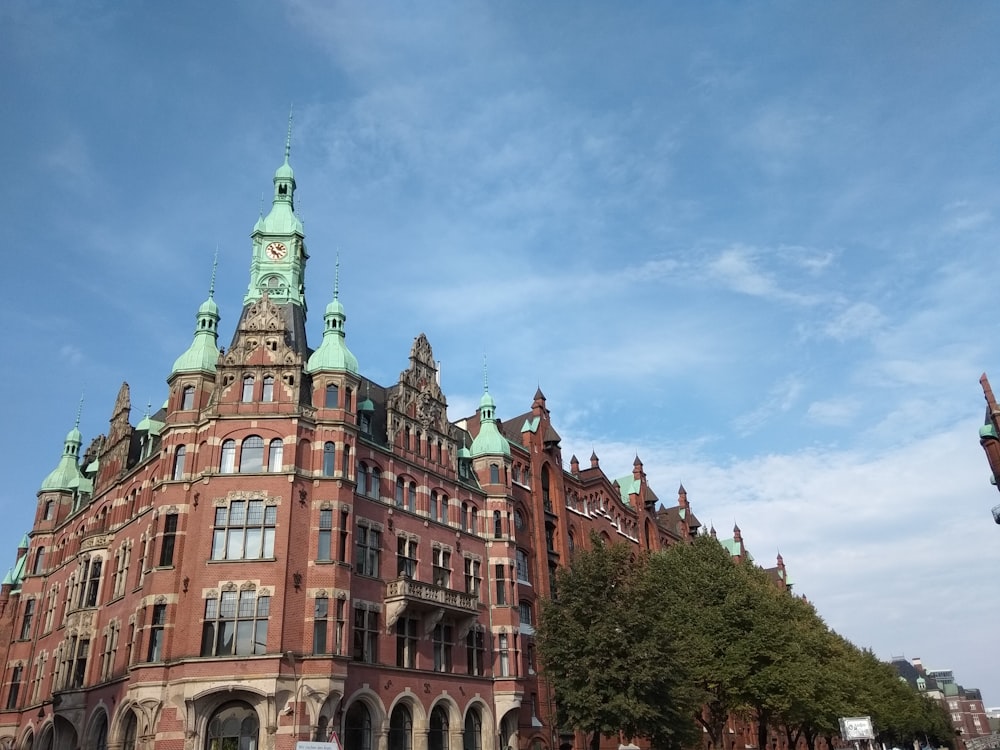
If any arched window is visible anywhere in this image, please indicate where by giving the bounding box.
[356,462,369,497]
[220,440,236,474]
[389,704,413,750]
[325,383,339,408]
[429,491,439,522]
[407,482,417,512]
[121,711,137,750]
[369,468,381,499]
[541,465,551,508]
[172,446,186,480]
[262,376,274,403]
[429,706,449,750]
[345,387,353,412]
[463,708,483,750]
[240,436,265,473]
[395,477,405,508]
[267,439,283,472]
[322,443,336,476]
[460,502,469,531]
[344,702,373,750]
[241,376,254,402]
[206,701,259,750]
[469,507,478,534]
[181,386,195,410]
[489,464,500,484]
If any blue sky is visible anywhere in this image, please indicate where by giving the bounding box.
[3,0,1000,705]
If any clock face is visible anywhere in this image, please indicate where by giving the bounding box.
[265,241,287,260]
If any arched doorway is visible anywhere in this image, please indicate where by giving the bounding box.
[388,704,412,750]
[206,702,259,750]
[429,706,449,750]
[87,713,108,750]
[344,703,372,750]
[463,708,482,750]
[120,710,137,750]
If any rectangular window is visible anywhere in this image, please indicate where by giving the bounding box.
[516,550,530,583]
[519,601,533,625]
[159,514,178,566]
[465,558,481,597]
[71,638,90,688]
[32,548,45,575]
[432,548,451,588]
[5,665,23,709]
[397,536,417,578]
[498,633,510,676]
[433,624,453,672]
[200,590,270,657]
[334,598,346,655]
[338,510,350,563]
[147,604,167,662]
[396,617,418,669]
[466,628,486,676]
[325,383,339,408]
[210,501,277,561]
[495,564,507,606]
[355,526,381,577]
[19,599,35,640]
[318,509,333,561]
[85,559,102,607]
[313,597,329,654]
[352,607,378,663]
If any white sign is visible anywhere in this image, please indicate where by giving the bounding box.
[297,742,338,750]
[839,717,874,741]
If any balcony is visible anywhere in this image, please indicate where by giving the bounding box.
[384,576,478,635]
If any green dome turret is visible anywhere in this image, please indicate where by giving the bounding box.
[470,360,510,458]
[306,258,359,375]
[41,407,86,492]
[172,252,221,376]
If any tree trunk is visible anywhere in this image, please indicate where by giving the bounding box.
[590,729,602,750]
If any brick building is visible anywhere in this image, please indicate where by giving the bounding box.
[0,135,747,750]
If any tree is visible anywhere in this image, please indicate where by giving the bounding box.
[536,533,700,750]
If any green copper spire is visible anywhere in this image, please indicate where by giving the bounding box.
[40,404,87,492]
[307,256,359,375]
[172,251,222,376]
[471,356,510,457]
[245,113,308,308]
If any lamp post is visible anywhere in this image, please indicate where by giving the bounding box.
[284,651,303,746]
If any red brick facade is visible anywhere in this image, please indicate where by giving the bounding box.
[0,158,723,750]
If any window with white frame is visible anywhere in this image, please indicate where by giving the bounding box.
[355,524,381,577]
[210,500,277,560]
[397,536,418,578]
[516,549,530,583]
[432,547,451,587]
[200,588,270,656]
[432,623,453,672]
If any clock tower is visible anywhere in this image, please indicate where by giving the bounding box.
[238,116,310,355]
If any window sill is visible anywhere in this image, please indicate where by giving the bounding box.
[207,557,278,564]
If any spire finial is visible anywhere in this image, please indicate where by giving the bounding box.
[145,400,151,418]
[334,252,340,300]
[210,245,219,298]
[284,105,294,163]
[259,193,264,218]
[483,354,489,392]
[75,393,85,428]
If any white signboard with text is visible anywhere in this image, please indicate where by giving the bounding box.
[839,717,874,741]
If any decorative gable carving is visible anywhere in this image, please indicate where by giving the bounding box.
[387,333,450,443]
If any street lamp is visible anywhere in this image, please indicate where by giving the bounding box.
[283,651,303,744]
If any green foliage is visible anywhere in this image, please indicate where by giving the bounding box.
[536,533,700,750]
[537,532,958,750]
